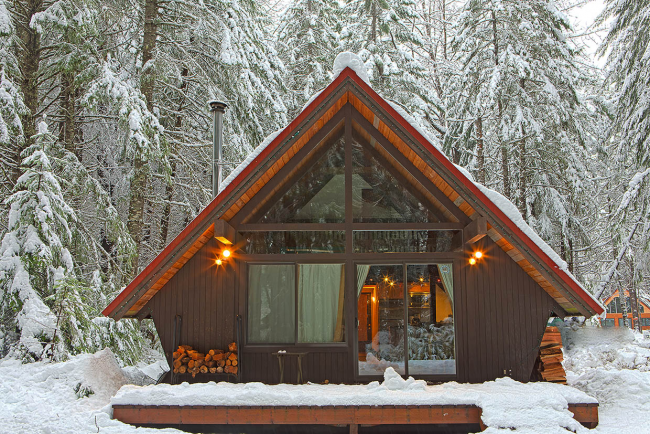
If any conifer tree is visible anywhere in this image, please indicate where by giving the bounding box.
[593,0,650,299]
[0,120,75,360]
[447,0,594,265]
[277,0,342,115]
[341,0,445,138]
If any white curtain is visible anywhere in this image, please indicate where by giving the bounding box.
[248,264,295,343]
[298,264,345,342]
[357,265,371,296]
[437,263,454,308]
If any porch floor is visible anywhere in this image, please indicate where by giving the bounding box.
[110,370,599,432]
[112,402,598,432]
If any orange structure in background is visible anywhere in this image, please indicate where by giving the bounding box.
[601,290,650,331]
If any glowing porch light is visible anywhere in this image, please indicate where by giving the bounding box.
[474,251,483,259]
[469,257,477,265]
[222,249,231,258]
[215,258,223,265]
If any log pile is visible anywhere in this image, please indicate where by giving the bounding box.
[533,326,566,384]
[172,342,238,378]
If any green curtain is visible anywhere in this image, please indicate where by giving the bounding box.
[248,264,295,343]
[298,264,345,343]
[357,265,370,296]
[437,263,454,309]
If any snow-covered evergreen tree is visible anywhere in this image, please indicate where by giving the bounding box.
[447,0,596,269]
[341,0,445,138]
[277,0,342,115]
[0,120,75,361]
[592,0,650,300]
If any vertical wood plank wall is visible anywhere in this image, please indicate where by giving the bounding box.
[455,237,563,383]
[149,235,562,384]
[149,237,237,366]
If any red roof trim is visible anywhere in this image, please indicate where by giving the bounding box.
[348,76,603,315]
[102,70,355,318]
[104,67,603,318]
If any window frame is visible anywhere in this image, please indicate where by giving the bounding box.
[245,260,349,348]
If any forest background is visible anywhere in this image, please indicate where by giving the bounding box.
[0,0,648,365]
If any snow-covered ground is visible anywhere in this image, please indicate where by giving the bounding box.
[563,324,650,433]
[1,324,649,433]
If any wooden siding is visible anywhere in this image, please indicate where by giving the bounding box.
[456,237,563,383]
[242,349,352,384]
[149,237,238,365]
[126,225,215,317]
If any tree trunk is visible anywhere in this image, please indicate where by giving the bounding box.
[128,0,158,272]
[476,116,485,184]
[371,1,377,42]
[59,72,78,157]
[13,0,46,182]
[159,67,188,249]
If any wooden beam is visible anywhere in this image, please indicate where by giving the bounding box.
[112,403,598,428]
[464,217,487,244]
[214,219,236,245]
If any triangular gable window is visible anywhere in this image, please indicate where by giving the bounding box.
[257,134,346,224]
[351,134,456,223]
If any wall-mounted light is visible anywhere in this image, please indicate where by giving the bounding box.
[215,258,223,266]
[222,249,231,258]
[469,250,484,265]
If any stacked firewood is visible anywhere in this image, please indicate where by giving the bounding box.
[172,342,238,377]
[535,326,566,384]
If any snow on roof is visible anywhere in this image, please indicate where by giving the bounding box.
[332,51,370,84]
[218,129,282,195]
[112,367,595,431]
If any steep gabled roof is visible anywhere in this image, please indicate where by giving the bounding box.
[103,67,604,320]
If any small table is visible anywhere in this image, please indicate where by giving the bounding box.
[272,351,307,384]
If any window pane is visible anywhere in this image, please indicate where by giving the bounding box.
[242,231,345,254]
[358,265,405,375]
[353,230,460,253]
[407,264,455,375]
[298,264,345,343]
[248,264,295,343]
[351,138,455,223]
[258,135,345,223]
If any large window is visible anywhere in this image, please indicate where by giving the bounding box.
[257,136,346,224]
[357,263,455,377]
[248,264,346,344]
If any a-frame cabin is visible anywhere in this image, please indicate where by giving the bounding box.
[103,66,603,385]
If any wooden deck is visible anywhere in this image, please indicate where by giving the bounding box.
[112,402,598,432]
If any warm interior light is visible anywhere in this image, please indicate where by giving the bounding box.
[419,277,424,282]
[215,258,223,265]
[222,249,231,258]
[384,277,389,282]
[469,257,477,265]
[371,296,376,302]
[474,251,483,259]
[389,281,395,286]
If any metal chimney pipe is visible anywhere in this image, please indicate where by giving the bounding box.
[209,100,227,198]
